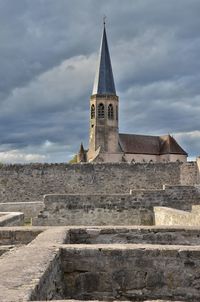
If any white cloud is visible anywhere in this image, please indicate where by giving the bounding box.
[1,54,96,116]
[175,130,200,140]
[173,131,200,158]
[0,150,46,164]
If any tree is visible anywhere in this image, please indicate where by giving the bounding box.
[68,154,77,164]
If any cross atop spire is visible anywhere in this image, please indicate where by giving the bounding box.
[92,22,116,96]
[103,15,106,26]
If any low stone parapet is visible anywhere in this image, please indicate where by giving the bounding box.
[0,202,43,221]
[154,205,200,226]
[0,212,24,226]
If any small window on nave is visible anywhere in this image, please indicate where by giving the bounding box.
[108,104,114,119]
[91,104,95,119]
[98,103,105,118]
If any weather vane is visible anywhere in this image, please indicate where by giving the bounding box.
[103,15,107,26]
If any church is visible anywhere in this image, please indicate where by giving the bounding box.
[77,23,187,163]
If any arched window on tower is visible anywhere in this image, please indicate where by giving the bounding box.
[116,105,118,121]
[98,103,104,118]
[91,104,95,119]
[108,104,114,119]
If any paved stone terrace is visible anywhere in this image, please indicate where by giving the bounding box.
[0,227,68,302]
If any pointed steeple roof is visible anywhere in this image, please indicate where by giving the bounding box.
[79,142,85,154]
[92,23,116,95]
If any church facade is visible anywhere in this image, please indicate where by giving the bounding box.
[77,24,187,163]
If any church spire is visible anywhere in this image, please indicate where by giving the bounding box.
[92,21,116,95]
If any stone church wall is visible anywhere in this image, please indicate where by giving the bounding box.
[0,162,198,204]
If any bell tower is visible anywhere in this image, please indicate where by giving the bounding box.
[87,22,119,161]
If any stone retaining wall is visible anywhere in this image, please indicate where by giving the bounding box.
[61,244,200,301]
[33,186,200,226]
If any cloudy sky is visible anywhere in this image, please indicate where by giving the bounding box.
[0,0,200,163]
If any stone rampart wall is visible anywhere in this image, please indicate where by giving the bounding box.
[0,162,198,203]
[180,161,198,185]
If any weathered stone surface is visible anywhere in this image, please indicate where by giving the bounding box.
[0,245,15,256]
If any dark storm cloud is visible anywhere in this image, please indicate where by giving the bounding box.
[0,0,96,97]
[0,0,200,162]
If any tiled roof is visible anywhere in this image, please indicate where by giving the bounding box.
[159,135,188,155]
[119,133,187,156]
